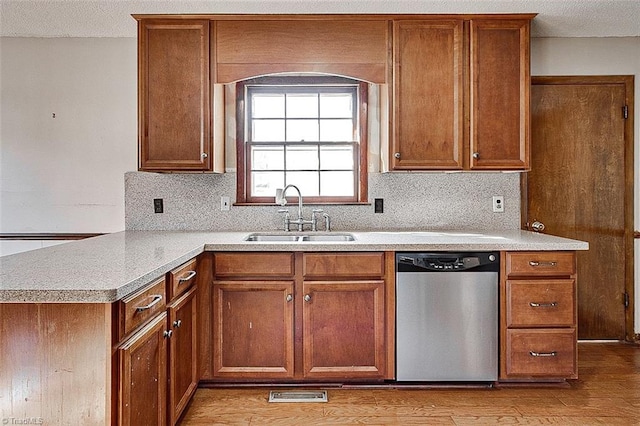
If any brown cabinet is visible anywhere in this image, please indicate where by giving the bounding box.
[213,280,295,379]
[117,311,168,426]
[392,19,464,170]
[391,17,532,171]
[211,252,393,382]
[500,251,577,381]
[302,280,386,379]
[470,19,530,170]
[115,257,199,425]
[137,19,214,172]
[167,286,198,425]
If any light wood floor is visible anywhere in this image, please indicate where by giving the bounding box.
[180,342,640,425]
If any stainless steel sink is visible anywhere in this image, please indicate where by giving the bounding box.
[244,234,303,242]
[303,234,355,242]
[244,233,355,242]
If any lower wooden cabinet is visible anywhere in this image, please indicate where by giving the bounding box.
[213,281,295,378]
[500,251,578,381]
[211,251,393,382]
[168,286,198,424]
[505,329,577,377]
[115,257,200,425]
[117,312,168,426]
[302,280,386,379]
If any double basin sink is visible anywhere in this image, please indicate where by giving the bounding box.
[244,233,355,242]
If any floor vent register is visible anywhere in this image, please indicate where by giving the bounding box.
[268,390,328,403]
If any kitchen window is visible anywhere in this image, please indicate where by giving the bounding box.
[236,76,368,204]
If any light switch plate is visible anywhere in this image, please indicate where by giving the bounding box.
[220,196,230,211]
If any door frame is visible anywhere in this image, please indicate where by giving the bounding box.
[522,75,635,341]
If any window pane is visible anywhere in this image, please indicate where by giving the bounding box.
[253,119,285,142]
[286,172,319,197]
[320,145,354,170]
[251,145,284,171]
[321,171,355,196]
[252,172,284,197]
[286,145,319,170]
[320,119,354,142]
[320,93,353,118]
[252,94,285,118]
[287,119,319,142]
[287,94,318,118]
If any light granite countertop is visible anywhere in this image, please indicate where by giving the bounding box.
[0,230,588,303]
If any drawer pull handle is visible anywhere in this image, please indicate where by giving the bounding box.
[529,261,557,267]
[529,351,557,357]
[164,330,173,339]
[135,294,163,312]
[529,302,558,308]
[173,319,182,328]
[178,271,197,283]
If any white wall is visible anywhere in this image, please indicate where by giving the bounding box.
[531,37,640,335]
[0,37,137,233]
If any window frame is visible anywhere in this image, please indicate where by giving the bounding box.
[235,76,368,205]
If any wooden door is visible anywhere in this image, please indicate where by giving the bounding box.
[391,20,464,170]
[117,312,168,426]
[168,287,198,425]
[528,76,634,340]
[302,280,386,379]
[138,19,211,171]
[470,19,530,170]
[212,281,295,379]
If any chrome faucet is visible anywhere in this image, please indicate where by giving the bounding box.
[276,185,314,231]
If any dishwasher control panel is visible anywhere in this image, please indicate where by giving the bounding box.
[397,252,499,272]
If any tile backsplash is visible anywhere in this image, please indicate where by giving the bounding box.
[125,171,521,231]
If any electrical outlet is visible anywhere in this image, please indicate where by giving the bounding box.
[153,198,163,214]
[374,198,384,213]
[492,196,504,213]
[220,196,230,211]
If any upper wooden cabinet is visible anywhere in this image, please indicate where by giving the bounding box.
[137,19,216,172]
[391,17,532,171]
[392,20,465,170]
[470,19,530,170]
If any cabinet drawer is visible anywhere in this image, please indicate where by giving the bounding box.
[168,258,197,300]
[506,279,575,327]
[214,252,294,278]
[505,329,576,378]
[506,252,576,277]
[117,277,167,340]
[303,252,385,279]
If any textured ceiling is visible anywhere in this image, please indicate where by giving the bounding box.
[1,0,639,38]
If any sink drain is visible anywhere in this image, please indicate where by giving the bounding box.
[268,390,328,403]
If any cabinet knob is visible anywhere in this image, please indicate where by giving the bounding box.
[394,152,401,159]
[173,319,182,328]
[473,152,480,159]
[201,152,208,158]
[304,294,311,302]
[163,330,173,339]
[286,294,293,302]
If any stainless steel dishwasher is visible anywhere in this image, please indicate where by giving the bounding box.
[396,252,499,381]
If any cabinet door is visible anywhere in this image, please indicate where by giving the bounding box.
[168,287,198,425]
[117,312,168,426]
[213,281,295,379]
[302,280,386,379]
[470,19,530,170]
[392,20,464,170]
[138,19,211,171]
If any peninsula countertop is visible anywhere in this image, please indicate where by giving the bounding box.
[0,230,588,303]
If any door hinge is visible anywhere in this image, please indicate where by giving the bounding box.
[623,105,628,119]
[624,292,629,308]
